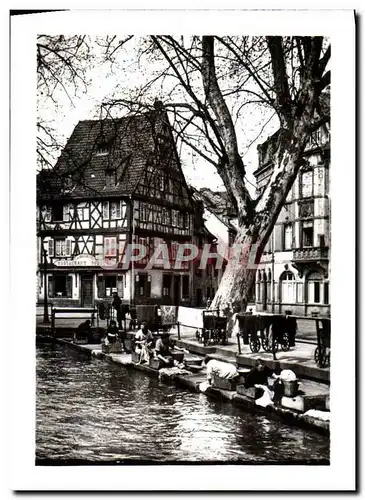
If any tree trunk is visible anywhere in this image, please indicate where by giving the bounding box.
[211,134,308,331]
[211,227,258,313]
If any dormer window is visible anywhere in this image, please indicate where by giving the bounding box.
[96,143,110,156]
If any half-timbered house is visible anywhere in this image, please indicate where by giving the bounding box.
[37,106,211,307]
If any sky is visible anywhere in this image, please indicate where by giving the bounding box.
[38,36,280,197]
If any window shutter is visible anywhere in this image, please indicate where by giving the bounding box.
[103,202,109,220]
[116,201,121,219]
[63,204,70,222]
[48,275,54,297]
[104,237,110,256]
[65,239,72,257]
[97,276,105,298]
[274,226,283,252]
[117,275,123,297]
[111,237,117,256]
[48,239,54,257]
[66,276,73,298]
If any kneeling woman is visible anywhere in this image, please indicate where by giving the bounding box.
[154,332,174,368]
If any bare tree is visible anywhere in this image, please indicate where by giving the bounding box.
[37,35,93,169]
[102,35,330,312]
[37,35,330,312]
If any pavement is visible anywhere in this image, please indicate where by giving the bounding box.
[36,305,327,382]
[35,306,318,341]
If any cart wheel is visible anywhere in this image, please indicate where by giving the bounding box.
[272,337,279,353]
[250,338,261,353]
[262,337,270,352]
[281,333,290,352]
[320,348,331,368]
[315,346,326,367]
[314,346,320,365]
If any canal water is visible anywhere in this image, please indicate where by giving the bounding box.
[36,343,330,464]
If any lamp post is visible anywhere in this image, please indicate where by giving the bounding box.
[43,248,50,323]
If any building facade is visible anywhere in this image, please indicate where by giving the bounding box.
[37,108,219,308]
[254,125,331,317]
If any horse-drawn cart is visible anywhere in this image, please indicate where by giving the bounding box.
[314,318,331,368]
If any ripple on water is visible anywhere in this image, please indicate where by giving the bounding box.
[36,344,329,463]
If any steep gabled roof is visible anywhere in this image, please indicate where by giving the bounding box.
[190,187,237,231]
[37,110,187,202]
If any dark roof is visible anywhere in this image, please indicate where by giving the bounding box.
[191,187,237,229]
[37,110,187,202]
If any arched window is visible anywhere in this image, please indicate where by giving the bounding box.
[306,271,324,304]
[280,271,296,304]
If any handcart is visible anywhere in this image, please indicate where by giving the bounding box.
[201,309,228,346]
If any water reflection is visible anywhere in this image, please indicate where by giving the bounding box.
[36,344,329,464]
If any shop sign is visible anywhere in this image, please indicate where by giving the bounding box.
[54,255,98,267]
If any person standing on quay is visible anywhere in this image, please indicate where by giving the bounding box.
[111,291,123,329]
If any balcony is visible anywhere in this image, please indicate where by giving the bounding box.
[293,247,329,262]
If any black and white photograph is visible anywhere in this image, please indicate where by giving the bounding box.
[8,6,356,492]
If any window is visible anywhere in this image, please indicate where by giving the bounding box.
[110,201,121,220]
[324,282,329,304]
[136,274,151,297]
[96,144,110,156]
[104,237,117,257]
[77,206,89,221]
[256,271,262,301]
[284,224,293,250]
[105,276,117,297]
[314,282,320,303]
[55,239,71,257]
[307,271,324,304]
[103,202,109,220]
[280,271,296,304]
[139,202,149,222]
[63,204,70,222]
[301,170,314,198]
[49,275,72,298]
[48,239,54,257]
[162,207,171,226]
[163,274,172,296]
[182,275,190,298]
[52,204,63,222]
[302,221,314,247]
[172,210,181,227]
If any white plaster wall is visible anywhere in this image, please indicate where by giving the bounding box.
[203,211,230,246]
